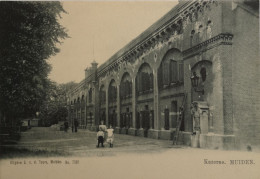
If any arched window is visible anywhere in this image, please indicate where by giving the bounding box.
[158,49,183,89]
[100,85,106,105]
[200,67,207,82]
[170,60,178,83]
[109,80,117,102]
[136,63,153,95]
[120,73,132,100]
[163,61,170,85]
[179,62,184,82]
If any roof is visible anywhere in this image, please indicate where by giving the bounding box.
[69,1,193,96]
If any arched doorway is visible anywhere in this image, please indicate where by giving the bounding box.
[158,48,184,132]
[136,63,154,137]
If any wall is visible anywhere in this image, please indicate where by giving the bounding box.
[232,3,260,150]
[67,1,259,150]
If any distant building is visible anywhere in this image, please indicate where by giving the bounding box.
[67,0,259,150]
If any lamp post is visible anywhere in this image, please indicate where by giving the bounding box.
[190,71,204,94]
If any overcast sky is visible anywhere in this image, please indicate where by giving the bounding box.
[48,1,178,84]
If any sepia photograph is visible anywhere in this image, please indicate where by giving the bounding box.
[0,0,259,178]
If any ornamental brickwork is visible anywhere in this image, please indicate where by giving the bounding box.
[67,1,259,151]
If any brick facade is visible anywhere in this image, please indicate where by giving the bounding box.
[67,1,259,150]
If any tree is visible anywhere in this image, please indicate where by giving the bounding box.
[0,2,68,125]
[39,81,78,127]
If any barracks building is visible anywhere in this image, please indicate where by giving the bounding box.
[67,0,259,150]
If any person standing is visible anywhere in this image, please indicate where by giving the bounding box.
[106,125,114,148]
[96,128,105,148]
[98,120,107,141]
[64,121,69,132]
[98,120,107,132]
[74,119,79,133]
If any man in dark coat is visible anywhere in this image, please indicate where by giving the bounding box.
[64,121,69,132]
[74,120,79,133]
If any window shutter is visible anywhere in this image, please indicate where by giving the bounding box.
[121,83,124,99]
[163,62,169,85]
[144,72,148,91]
[170,60,178,83]
[141,72,145,92]
[114,86,117,101]
[126,81,129,97]
[179,62,184,82]
[170,60,173,82]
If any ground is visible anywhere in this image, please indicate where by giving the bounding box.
[1,127,260,179]
[1,127,183,158]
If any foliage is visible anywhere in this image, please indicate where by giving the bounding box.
[0,2,68,124]
[39,81,77,127]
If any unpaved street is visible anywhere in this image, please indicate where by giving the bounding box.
[1,127,260,179]
[15,127,184,157]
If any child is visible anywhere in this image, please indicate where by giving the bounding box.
[99,120,107,132]
[98,121,107,143]
[96,128,104,148]
[106,125,114,148]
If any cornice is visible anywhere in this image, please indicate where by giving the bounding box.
[183,33,233,59]
[96,0,219,79]
[69,0,220,96]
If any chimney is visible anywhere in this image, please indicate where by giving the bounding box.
[91,60,98,70]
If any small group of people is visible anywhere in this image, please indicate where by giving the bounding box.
[96,121,114,148]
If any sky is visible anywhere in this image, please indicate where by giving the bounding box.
[48,1,178,84]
